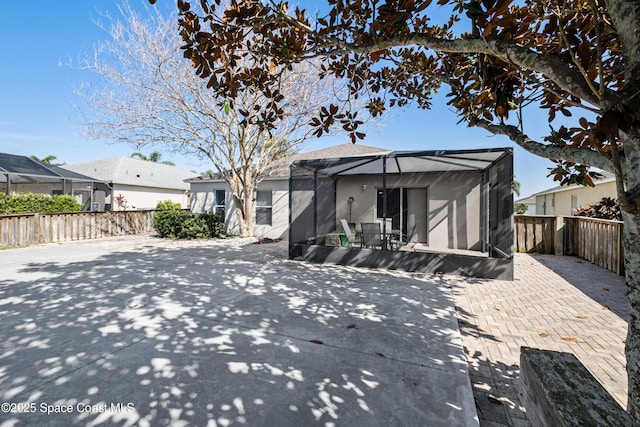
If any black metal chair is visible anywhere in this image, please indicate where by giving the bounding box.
[360,222,383,249]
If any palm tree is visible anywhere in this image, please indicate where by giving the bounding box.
[130,151,175,166]
[30,155,64,166]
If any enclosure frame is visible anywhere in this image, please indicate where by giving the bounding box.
[288,147,514,280]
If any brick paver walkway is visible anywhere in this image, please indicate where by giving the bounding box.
[450,253,629,426]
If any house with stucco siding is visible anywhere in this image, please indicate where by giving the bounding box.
[65,157,193,211]
[534,171,616,216]
[187,144,390,239]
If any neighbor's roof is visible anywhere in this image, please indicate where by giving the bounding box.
[0,152,100,184]
[185,143,391,183]
[293,147,512,176]
[515,196,536,204]
[532,170,616,197]
[65,157,192,190]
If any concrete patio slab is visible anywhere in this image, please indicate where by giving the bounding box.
[0,236,478,426]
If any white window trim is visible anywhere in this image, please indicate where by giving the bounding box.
[256,189,273,226]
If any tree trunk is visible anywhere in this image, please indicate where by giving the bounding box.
[623,209,640,418]
[242,193,255,238]
[231,180,256,238]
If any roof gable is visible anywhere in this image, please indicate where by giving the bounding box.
[186,143,391,183]
[66,157,193,190]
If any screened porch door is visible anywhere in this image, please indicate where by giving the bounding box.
[377,187,428,244]
[405,188,428,243]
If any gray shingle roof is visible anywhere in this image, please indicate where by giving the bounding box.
[65,157,193,190]
[0,152,100,183]
[186,143,391,182]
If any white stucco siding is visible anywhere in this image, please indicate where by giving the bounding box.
[190,182,220,213]
[336,172,482,250]
[535,180,616,216]
[111,184,189,210]
[188,179,289,239]
[428,174,481,250]
[254,180,289,239]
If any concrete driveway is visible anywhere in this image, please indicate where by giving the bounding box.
[0,236,477,426]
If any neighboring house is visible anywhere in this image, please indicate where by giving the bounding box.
[187,143,390,239]
[515,196,536,214]
[534,171,616,216]
[65,157,193,211]
[0,152,109,210]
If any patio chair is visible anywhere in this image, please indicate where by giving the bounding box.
[340,219,359,247]
[389,232,407,251]
[360,222,384,250]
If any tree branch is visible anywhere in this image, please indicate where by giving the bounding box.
[469,116,615,172]
[345,35,605,108]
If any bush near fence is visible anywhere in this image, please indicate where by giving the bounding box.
[0,192,82,215]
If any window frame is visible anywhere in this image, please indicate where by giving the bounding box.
[255,189,273,226]
[213,189,226,223]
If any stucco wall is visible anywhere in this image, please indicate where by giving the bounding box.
[112,184,189,211]
[535,180,616,216]
[189,179,289,239]
[336,172,482,250]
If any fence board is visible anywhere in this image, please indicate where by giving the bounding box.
[514,215,556,254]
[516,215,624,275]
[0,210,157,248]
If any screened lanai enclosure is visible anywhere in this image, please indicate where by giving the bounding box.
[288,147,514,280]
[0,153,111,211]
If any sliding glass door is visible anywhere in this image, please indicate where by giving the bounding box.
[377,187,429,243]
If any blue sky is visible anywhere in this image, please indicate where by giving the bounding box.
[0,1,569,198]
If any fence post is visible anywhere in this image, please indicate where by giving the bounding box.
[554,216,564,256]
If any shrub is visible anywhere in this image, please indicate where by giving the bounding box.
[176,214,209,239]
[49,195,83,213]
[0,193,82,215]
[154,207,224,239]
[156,200,182,211]
[573,197,622,221]
[514,202,528,214]
[154,209,188,238]
[200,212,224,238]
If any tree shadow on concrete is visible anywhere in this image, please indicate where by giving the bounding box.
[0,237,477,426]
[464,349,527,427]
[528,254,628,321]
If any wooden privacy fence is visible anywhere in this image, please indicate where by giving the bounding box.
[564,216,624,275]
[514,215,624,275]
[0,210,156,248]
[514,215,557,254]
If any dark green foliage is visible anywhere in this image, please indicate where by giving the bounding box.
[0,193,82,215]
[573,197,622,221]
[200,212,224,238]
[49,195,83,213]
[155,200,182,211]
[154,201,225,239]
[514,203,528,214]
[175,213,209,239]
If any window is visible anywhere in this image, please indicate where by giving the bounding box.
[256,190,272,226]
[214,189,225,222]
[571,195,578,211]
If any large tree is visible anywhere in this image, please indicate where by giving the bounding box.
[73,1,357,236]
[157,0,640,418]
